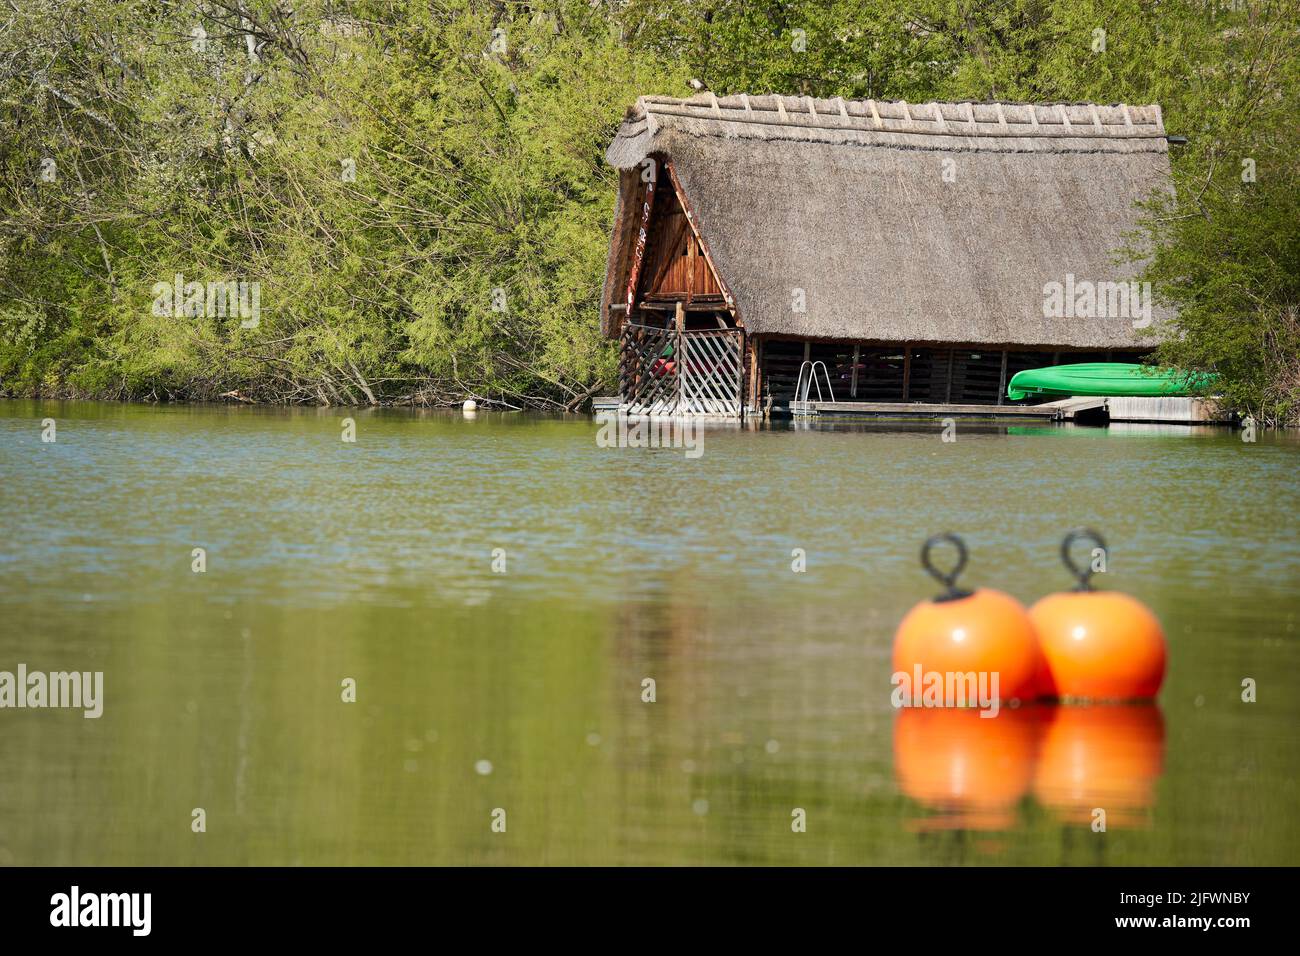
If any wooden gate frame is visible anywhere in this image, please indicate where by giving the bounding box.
[619,324,745,419]
[679,328,745,417]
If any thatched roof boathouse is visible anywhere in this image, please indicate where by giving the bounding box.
[600,93,1173,419]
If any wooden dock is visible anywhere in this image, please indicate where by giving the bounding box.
[1106,396,1229,424]
[596,394,1229,425]
[790,396,1107,422]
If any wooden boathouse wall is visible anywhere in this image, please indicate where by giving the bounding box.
[756,340,1151,406]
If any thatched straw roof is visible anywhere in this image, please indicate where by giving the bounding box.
[601,94,1174,347]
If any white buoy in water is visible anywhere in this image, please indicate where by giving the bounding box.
[462,399,477,413]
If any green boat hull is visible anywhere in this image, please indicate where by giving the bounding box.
[1006,363,1214,402]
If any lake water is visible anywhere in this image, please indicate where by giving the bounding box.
[1,400,1297,865]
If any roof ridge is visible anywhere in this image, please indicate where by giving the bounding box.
[635,94,1164,138]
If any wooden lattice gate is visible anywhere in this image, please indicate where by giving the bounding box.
[619,324,745,419]
[619,323,680,416]
[679,328,745,416]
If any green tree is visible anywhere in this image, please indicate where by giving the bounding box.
[2,0,1297,418]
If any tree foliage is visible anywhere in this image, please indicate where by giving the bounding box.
[1,0,1297,417]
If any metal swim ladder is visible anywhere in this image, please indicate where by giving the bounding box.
[791,360,835,415]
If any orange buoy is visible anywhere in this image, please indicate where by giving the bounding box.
[892,534,1042,704]
[1030,529,1167,701]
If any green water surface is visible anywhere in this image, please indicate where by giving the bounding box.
[1,400,1297,865]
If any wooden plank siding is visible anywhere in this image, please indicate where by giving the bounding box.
[809,342,856,400]
[761,340,806,401]
[639,171,725,304]
[856,347,908,401]
[949,349,1003,404]
[906,348,951,403]
[758,340,1153,406]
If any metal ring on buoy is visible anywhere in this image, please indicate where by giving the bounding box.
[1031,528,1166,701]
[1060,527,1107,592]
[921,532,972,602]
[894,533,1043,702]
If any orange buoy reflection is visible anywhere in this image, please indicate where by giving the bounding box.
[1031,704,1165,829]
[893,704,1166,832]
[893,705,1046,831]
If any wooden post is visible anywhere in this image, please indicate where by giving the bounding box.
[850,344,860,399]
[686,234,696,304]
[749,335,761,412]
[673,301,685,415]
[902,345,912,402]
[624,167,656,319]
[944,348,954,404]
[997,349,1008,405]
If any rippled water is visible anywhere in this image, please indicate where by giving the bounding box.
[1,400,1297,865]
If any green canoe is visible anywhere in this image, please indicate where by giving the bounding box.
[1006,363,1215,402]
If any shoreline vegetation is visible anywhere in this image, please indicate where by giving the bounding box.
[2,1,1297,423]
